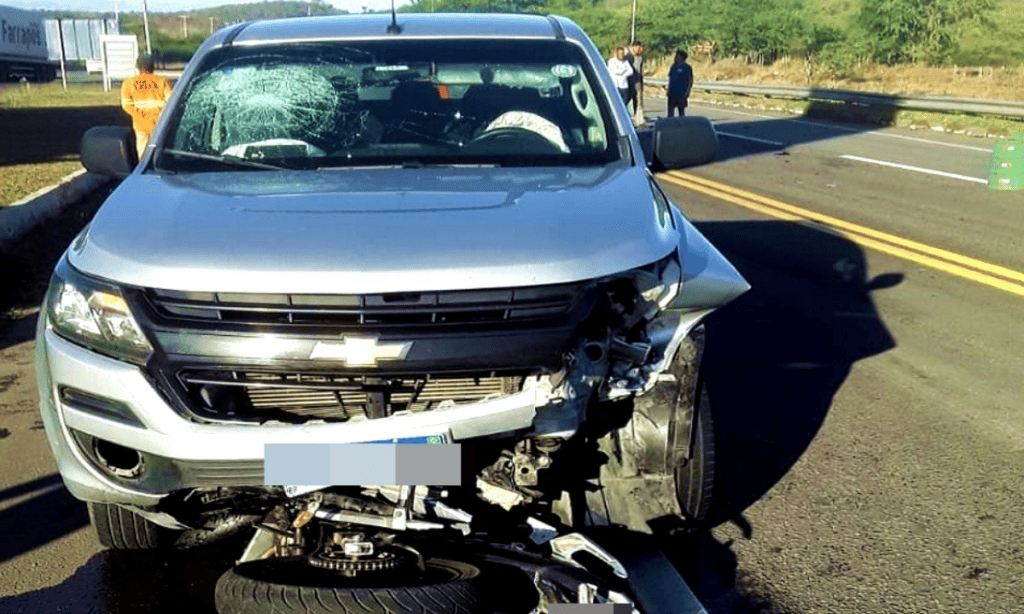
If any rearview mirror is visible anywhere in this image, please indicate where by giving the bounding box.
[642,116,719,169]
[80,126,137,179]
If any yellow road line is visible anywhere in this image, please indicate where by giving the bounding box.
[657,171,1024,298]
[666,170,1024,284]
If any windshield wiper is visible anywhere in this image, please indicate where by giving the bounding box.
[316,160,499,170]
[158,148,285,171]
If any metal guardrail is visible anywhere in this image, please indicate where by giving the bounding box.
[645,78,1024,119]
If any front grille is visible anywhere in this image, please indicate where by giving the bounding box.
[146,284,586,329]
[178,369,525,423]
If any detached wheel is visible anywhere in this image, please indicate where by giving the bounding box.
[215,556,483,614]
[674,380,715,523]
[87,502,181,550]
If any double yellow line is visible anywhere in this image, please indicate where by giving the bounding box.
[658,170,1024,297]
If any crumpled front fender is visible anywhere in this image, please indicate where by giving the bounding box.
[669,208,750,312]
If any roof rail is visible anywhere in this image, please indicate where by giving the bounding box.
[545,15,565,40]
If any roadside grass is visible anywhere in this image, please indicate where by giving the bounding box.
[650,56,1024,102]
[0,83,127,207]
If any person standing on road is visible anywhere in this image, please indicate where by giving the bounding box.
[667,49,693,117]
[607,47,634,106]
[623,44,638,114]
[120,54,173,159]
[628,40,646,123]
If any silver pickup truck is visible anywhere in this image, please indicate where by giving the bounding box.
[36,12,747,614]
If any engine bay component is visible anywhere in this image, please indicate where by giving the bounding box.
[549,533,628,579]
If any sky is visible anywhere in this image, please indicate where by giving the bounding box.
[2,0,413,15]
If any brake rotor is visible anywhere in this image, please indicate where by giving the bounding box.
[308,545,407,574]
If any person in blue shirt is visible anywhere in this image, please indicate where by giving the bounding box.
[667,50,693,117]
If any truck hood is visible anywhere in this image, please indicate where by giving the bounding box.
[71,165,681,294]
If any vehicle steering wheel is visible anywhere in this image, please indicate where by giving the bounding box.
[465,126,566,154]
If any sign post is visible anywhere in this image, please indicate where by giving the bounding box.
[56,19,67,90]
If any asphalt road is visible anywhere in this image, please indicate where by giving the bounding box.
[1,99,1023,613]
[652,99,1024,613]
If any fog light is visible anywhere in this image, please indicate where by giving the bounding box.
[93,438,144,478]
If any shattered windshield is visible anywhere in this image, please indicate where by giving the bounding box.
[162,39,617,170]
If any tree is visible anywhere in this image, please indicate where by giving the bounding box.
[640,0,712,56]
[404,0,547,12]
[855,0,996,64]
[638,0,807,62]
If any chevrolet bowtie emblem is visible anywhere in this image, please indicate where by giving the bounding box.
[309,336,413,366]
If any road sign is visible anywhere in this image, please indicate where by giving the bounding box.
[989,133,1024,191]
[99,34,138,91]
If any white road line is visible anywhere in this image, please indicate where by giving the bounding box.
[840,154,988,184]
[690,104,993,152]
[868,131,991,152]
[716,131,786,146]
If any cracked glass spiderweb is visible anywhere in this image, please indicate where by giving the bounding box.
[177,64,353,153]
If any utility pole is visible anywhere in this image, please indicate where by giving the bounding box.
[209,16,215,33]
[181,15,188,38]
[630,0,637,44]
[56,18,67,90]
[141,0,152,55]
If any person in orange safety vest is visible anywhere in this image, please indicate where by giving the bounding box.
[120,54,173,159]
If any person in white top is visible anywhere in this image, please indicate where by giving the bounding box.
[607,46,634,105]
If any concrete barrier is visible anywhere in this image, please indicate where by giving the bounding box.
[0,169,113,252]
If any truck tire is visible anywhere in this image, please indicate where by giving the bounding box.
[215,556,483,614]
[585,326,717,532]
[87,502,180,549]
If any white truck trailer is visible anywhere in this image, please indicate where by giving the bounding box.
[0,4,57,81]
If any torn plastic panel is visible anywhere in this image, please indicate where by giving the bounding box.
[526,245,741,434]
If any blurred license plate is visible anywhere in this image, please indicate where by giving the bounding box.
[281,433,449,497]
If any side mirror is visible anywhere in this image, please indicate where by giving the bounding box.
[644,116,719,169]
[80,126,137,179]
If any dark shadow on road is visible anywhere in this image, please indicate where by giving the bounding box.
[0,181,114,351]
[804,92,898,126]
[0,473,62,502]
[0,537,245,614]
[0,106,128,168]
[667,521,793,614]
[671,90,900,164]
[0,477,89,564]
[580,526,791,614]
[659,219,900,612]
[697,220,898,521]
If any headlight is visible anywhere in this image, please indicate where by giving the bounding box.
[645,256,682,309]
[635,254,682,313]
[46,257,153,365]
